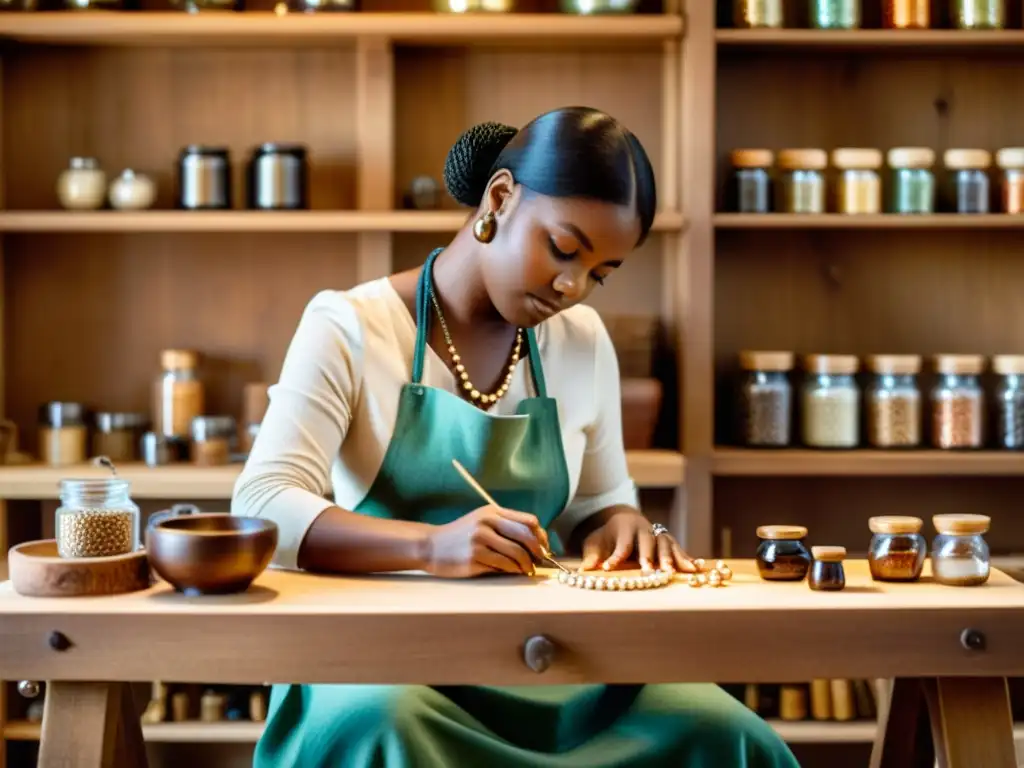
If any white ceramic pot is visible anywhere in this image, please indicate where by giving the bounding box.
[56,157,106,210]
[109,169,157,211]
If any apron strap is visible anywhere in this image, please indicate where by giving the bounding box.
[412,247,549,399]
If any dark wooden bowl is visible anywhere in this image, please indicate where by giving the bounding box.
[145,513,278,597]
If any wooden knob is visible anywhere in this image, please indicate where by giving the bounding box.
[523,635,556,673]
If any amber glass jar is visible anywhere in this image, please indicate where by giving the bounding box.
[755,525,812,581]
[809,546,846,592]
[868,516,926,582]
[996,148,1024,214]
[884,0,930,27]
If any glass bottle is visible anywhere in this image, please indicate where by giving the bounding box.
[865,354,922,448]
[153,349,205,442]
[737,350,794,447]
[888,147,936,214]
[951,0,1005,29]
[730,149,774,214]
[832,148,882,214]
[931,513,991,587]
[995,147,1024,214]
[868,515,927,582]
[755,525,812,581]
[944,149,992,214]
[801,354,861,448]
[55,477,141,559]
[930,354,985,449]
[992,355,1024,450]
[777,149,827,214]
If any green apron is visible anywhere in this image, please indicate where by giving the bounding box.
[253,250,799,768]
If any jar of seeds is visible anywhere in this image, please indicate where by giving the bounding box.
[737,350,794,447]
[930,354,985,450]
[992,355,1024,450]
[55,477,140,559]
[801,354,861,448]
[865,354,922,448]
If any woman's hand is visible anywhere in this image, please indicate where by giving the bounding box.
[579,508,696,573]
[425,505,550,578]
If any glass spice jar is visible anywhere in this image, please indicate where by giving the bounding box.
[952,0,1005,29]
[944,149,991,214]
[55,477,141,559]
[832,148,882,215]
[992,355,1024,450]
[811,0,861,29]
[888,147,936,214]
[191,416,236,467]
[730,149,774,214]
[931,513,991,587]
[733,0,783,28]
[808,546,846,591]
[868,515,927,582]
[92,412,148,463]
[756,525,812,581]
[737,350,794,448]
[777,149,827,214]
[930,354,985,450]
[884,0,930,27]
[38,402,88,468]
[995,148,1024,214]
[865,354,922,448]
[801,354,861,449]
[154,349,204,442]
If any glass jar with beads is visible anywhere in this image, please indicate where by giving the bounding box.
[931,513,991,587]
[55,477,141,559]
[888,147,935,214]
[801,354,860,449]
[930,354,985,450]
[737,350,794,448]
[865,354,922,448]
[944,149,992,214]
[992,355,1024,450]
[832,148,882,215]
[777,149,827,214]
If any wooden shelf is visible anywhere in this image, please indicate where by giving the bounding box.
[0,450,685,500]
[713,448,1024,477]
[716,28,1024,51]
[0,210,684,234]
[3,720,263,743]
[0,12,682,47]
[715,213,1024,230]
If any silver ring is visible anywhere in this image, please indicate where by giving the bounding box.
[651,523,669,538]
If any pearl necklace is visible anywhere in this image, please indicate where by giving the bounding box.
[429,286,523,408]
[557,569,673,591]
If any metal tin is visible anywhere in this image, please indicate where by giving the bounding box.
[38,402,86,428]
[141,431,174,467]
[177,146,231,210]
[191,415,237,442]
[247,143,308,211]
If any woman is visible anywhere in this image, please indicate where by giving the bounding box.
[232,106,799,768]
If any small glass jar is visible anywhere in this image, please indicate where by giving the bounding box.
[808,546,846,591]
[38,402,88,468]
[992,355,1024,450]
[801,354,860,449]
[737,350,794,448]
[930,354,985,450]
[154,349,205,442]
[756,525,812,581]
[55,477,141,559]
[887,147,936,214]
[777,149,827,214]
[944,149,991,214]
[865,354,922,448]
[733,0,783,28]
[884,0,930,28]
[832,148,882,215]
[56,156,107,210]
[931,513,991,587]
[811,0,861,29]
[868,515,927,582]
[191,415,236,467]
[995,148,1024,214]
[730,149,774,214]
[92,412,149,463]
[952,0,1005,29]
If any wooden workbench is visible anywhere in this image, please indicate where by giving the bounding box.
[1,559,1022,767]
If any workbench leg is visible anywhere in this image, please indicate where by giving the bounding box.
[870,678,934,768]
[39,682,148,768]
[925,677,1016,768]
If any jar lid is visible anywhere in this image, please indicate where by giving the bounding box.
[992,354,1024,375]
[996,148,1024,169]
[811,545,846,562]
[887,147,935,169]
[866,354,922,375]
[730,149,774,168]
[777,149,827,171]
[943,149,991,170]
[831,148,882,170]
[738,350,795,372]
[869,515,923,534]
[95,412,149,432]
[161,349,199,370]
[803,354,859,376]
[933,513,990,536]
[252,142,308,159]
[38,401,86,427]
[756,524,807,540]
[933,353,985,375]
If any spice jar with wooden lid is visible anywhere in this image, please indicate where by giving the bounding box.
[730,149,774,213]
[777,149,827,214]
[154,349,204,442]
[868,515,927,582]
[809,546,846,591]
[888,147,935,214]
[92,412,148,463]
[191,416,236,467]
[733,0,783,28]
[756,525,812,581]
[991,355,1024,450]
[832,148,882,214]
[737,351,794,448]
[884,0,930,28]
[931,513,991,587]
[944,149,991,214]
[930,354,985,450]
[995,148,1024,214]
[801,354,860,449]
[865,355,922,448]
[38,401,88,467]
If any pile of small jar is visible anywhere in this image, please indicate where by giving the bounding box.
[735,351,1024,450]
[728,147,1024,215]
[733,0,1009,30]
[754,513,993,590]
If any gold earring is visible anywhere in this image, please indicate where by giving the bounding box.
[473,212,497,244]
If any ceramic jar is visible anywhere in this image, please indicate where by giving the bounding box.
[57,157,106,210]
[109,169,156,211]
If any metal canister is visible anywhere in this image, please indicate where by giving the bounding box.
[733,0,782,27]
[141,431,174,467]
[177,146,231,210]
[247,144,308,210]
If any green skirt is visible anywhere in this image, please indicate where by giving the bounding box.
[254,683,800,768]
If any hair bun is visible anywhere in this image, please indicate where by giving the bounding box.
[443,121,518,207]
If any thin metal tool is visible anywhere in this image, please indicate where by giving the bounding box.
[451,458,572,575]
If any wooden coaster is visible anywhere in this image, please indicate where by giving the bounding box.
[555,568,674,591]
[9,539,151,598]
